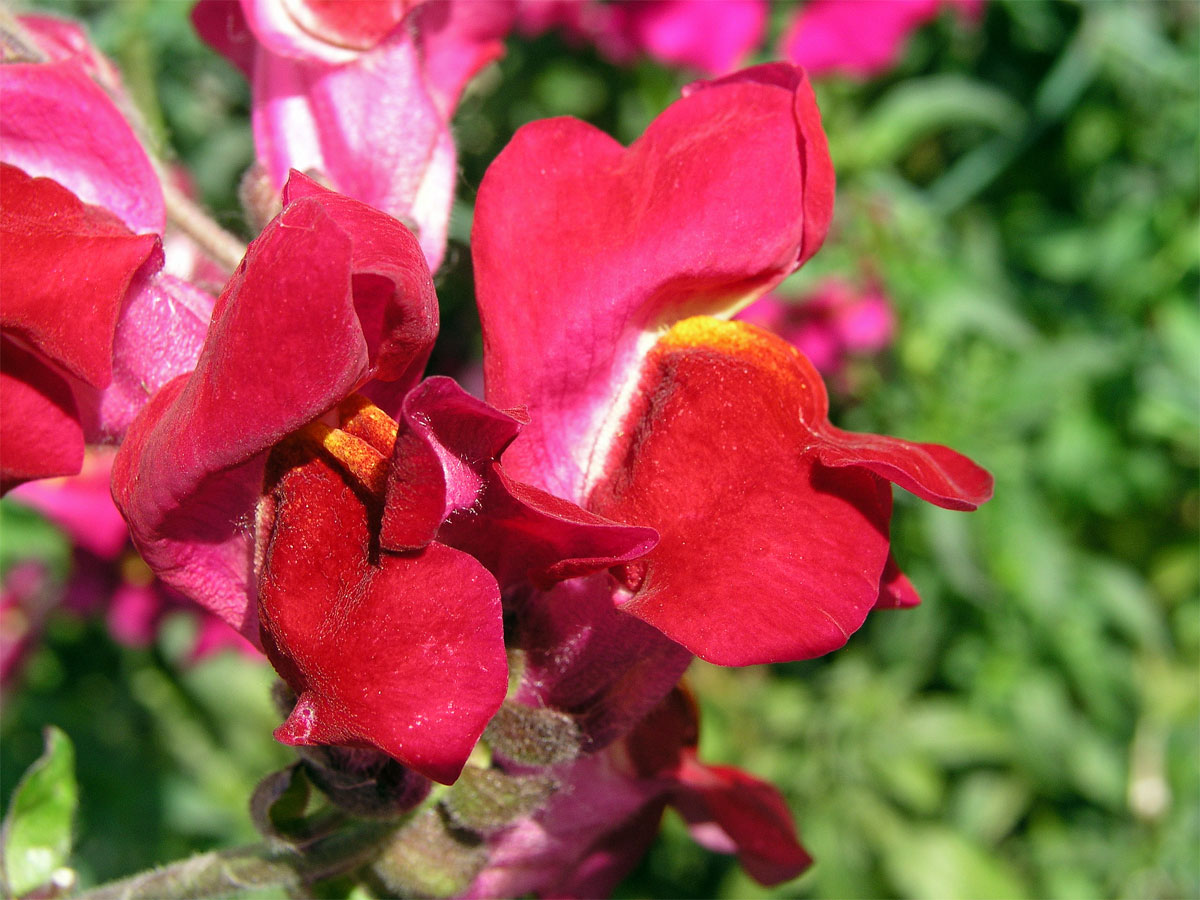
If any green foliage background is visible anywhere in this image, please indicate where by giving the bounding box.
[2,1,1197,897]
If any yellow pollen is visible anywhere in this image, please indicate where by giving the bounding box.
[338,393,400,455]
[298,420,390,498]
[656,316,800,371]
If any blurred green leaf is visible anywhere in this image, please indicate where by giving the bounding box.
[1,727,77,898]
[835,75,1026,172]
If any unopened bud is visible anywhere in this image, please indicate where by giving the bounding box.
[442,767,557,834]
[369,807,486,898]
[301,746,431,820]
[484,701,581,766]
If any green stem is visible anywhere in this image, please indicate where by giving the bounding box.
[74,822,396,900]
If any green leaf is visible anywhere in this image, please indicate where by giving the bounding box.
[834,75,1026,172]
[1,727,78,898]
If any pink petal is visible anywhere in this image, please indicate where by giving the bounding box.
[94,272,216,444]
[191,0,257,77]
[781,0,943,79]
[589,319,989,665]
[259,451,506,784]
[278,0,411,52]
[0,62,164,235]
[1,164,161,387]
[612,0,767,75]
[414,1,515,119]
[250,35,456,270]
[474,64,834,503]
[113,177,436,638]
[0,337,83,494]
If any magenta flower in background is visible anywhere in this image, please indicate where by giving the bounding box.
[517,0,766,75]
[782,0,984,79]
[737,277,896,376]
[192,0,514,271]
[0,29,215,493]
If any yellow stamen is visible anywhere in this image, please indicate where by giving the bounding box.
[298,419,390,498]
[338,393,400,455]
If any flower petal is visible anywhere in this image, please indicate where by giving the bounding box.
[259,448,506,784]
[250,34,455,269]
[0,337,83,494]
[113,178,435,638]
[0,164,160,387]
[385,377,659,588]
[473,64,833,502]
[0,62,164,235]
[673,754,813,886]
[589,318,988,665]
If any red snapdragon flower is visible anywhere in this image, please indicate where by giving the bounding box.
[192,0,514,271]
[473,62,992,670]
[112,173,654,783]
[0,32,214,493]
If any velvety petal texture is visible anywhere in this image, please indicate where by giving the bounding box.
[259,447,506,784]
[473,63,834,501]
[113,174,437,638]
[0,165,159,387]
[0,338,82,494]
[588,317,992,665]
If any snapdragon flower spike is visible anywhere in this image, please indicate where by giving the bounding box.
[474,63,992,666]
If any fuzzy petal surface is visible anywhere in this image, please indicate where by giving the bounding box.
[0,337,83,494]
[0,165,160,388]
[589,318,990,665]
[473,64,833,501]
[260,450,506,784]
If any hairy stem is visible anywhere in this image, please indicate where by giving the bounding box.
[74,822,396,900]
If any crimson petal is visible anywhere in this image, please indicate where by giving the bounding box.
[260,449,506,784]
[1,164,160,388]
[473,63,834,502]
[590,318,989,665]
[0,337,83,494]
[114,175,436,638]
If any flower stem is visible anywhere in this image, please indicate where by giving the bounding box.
[74,821,397,900]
